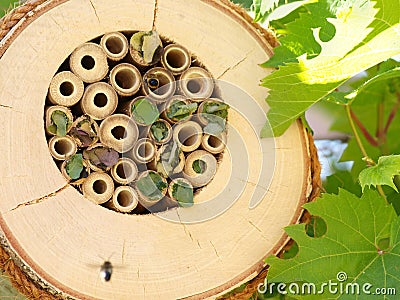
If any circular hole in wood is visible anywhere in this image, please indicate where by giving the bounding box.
[81,55,95,70]
[59,81,74,96]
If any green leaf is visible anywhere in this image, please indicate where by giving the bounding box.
[83,147,119,169]
[172,180,194,207]
[150,121,169,142]
[265,189,399,298]
[132,98,160,126]
[264,0,317,24]
[167,101,198,120]
[157,142,181,177]
[192,159,206,174]
[359,155,400,192]
[254,0,280,22]
[50,110,69,136]
[136,172,166,201]
[324,170,362,197]
[262,0,400,136]
[130,31,162,64]
[65,154,83,180]
[230,0,253,8]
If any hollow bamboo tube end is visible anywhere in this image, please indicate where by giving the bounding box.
[48,71,84,107]
[81,82,118,120]
[161,44,191,75]
[45,106,74,136]
[48,135,77,161]
[100,32,129,61]
[131,138,156,164]
[110,186,139,213]
[99,114,139,153]
[184,150,217,187]
[111,158,138,185]
[142,67,176,103]
[69,42,109,83]
[173,121,203,152]
[82,172,115,205]
[179,67,214,100]
[109,63,142,97]
[201,132,227,154]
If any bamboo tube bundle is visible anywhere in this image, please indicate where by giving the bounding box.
[48,71,84,107]
[100,32,129,61]
[0,1,319,299]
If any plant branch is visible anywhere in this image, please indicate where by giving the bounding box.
[383,93,400,135]
[349,108,378,147]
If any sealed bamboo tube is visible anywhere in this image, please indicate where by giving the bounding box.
[109,63,142,97]
[45,106,74,136]
[81,82,118,120]
[201,132,227,154]
[197,98,227,126]
[131,138,156,164]
[83,143,118,172]
[129,30,163,67]
[111,158,138,185]
[99,114,139,153]
[60,158,87,181]
[135,170,168,207]
[148,119,172,145]
[161,44,191,75]
[69,115,100,147]
[122,96,160,127]
[142,67,176,103]
[173,121,203,152]
[69,42,109,83]
[161,95,195,124]
[155,142,186,177]
[167,178,194,207]
[48,135,77,161]
[179,67,214,100]
[82,172,114,204]
[100,32,129,61]
[48,71,84,107]
[184,150,217,187]
[108,186,139,213]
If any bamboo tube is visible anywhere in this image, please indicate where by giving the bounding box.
[201,132,227,154]
[99,114,139,153]
[60,156,88,181]
[45,106,74,136]
[82,172,114,205]
[135,170,168,207]
[81,82,118,121]
[161,44,191,75]
[161,95,196,124]
[48,135,77,161]
[178,67,214,100]
[197,98,228,126]
[148,119,172,145]
[48,71,84,107]
[69,115,100,148]
[129,30,163,67]
[142,67,176,103]
[131,138,156,164]
[100,32,129,61]
[69,42,109,83]
[167,178,194,207]
[109,63,142,97]
[173,121,203,152]
[183,150,217,188]
[155,142,185,178]
[110,158,138,185]
[108,186,139,213]
[123,96,160,127]
[83,143,119,172]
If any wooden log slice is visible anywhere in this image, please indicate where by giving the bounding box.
[0,0,317,299]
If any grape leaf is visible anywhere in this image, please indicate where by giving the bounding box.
[265,189,399,299]
[230,0,253,8]
[359,155,400,192]
[254,0,280,22]
[65,154,83,180]
[262,0,400,136]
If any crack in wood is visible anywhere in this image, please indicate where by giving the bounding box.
[209,241,221,259]
[217,49,255,79]
[9,184,69,212]
[0,104,13,109]
[89,0,100,23]
[152,0,158,30]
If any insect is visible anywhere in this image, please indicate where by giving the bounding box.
[100,260,113,282]
[146,75,160,90]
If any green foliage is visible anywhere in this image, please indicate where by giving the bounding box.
[157,142,181,177]
[83,147,119,170]
[260,0,400,136]
[166,101,197,120]
[172,180,194,207]
[150,121,169,142]
[265,190,399,298]
[136,172,167,201]
[131,98,160,126]
[65,154,83,180]
[202,101,229,135]
[130,31,162,64]
[48,110,69,136]
[192,159,206,174]
[359,155,400,192]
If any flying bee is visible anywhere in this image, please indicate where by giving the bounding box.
[146,75,160,90]
[100,260,113,282]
